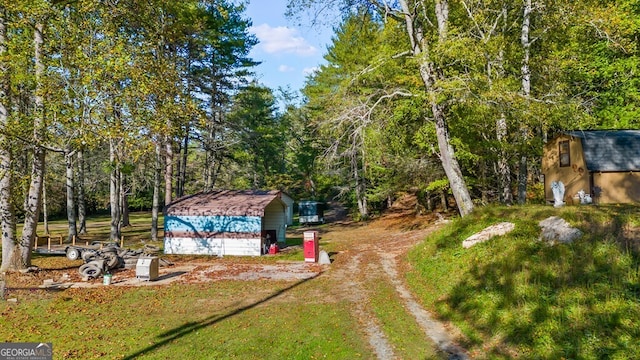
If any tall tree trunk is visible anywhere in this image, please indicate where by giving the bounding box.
[518,0,532,204]
[0,6,17,272]
[494,5,512,205]
[120,171,130,227]
[164,137,173,205]
[204,105,223,192]
[203,151,212,191]
[353,154,367,218]
[497,114,512,204]
[480,160,489,204]
[20,21,47,267]
[354,127,367,218]
[65,149,77,242]
[42,176,49,235]
[176,144,182,197]
[77,149,87,234]
[151,142,160,241]
[400,0,474,216]
[177,129,189,198]
[440,190,448,213]
[432,102,473,215]
[109,139,121,241]
[206,157,222,192]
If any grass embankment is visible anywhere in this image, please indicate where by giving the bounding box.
[407,205,640,359]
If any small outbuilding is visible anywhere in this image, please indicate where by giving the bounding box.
[541,130,640,204]
[164,190,289,256]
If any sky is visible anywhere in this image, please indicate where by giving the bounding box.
[244,0,335,98]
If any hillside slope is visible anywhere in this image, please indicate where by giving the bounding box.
[407,205,640,359]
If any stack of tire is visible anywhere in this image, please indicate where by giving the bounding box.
[78,244,163,280]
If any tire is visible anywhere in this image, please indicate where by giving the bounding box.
[82,250,97,262]
[66,247,81,261]
[87,259,106,271]
[106,254,119,270]
[101,246,118,255]
[79,263,102,279]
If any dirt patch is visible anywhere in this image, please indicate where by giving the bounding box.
[4,260,326,290]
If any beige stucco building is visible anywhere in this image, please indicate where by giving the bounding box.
[541,130,640,204]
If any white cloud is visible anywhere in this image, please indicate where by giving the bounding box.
[250,24,317,56]
[302,66,319,76]
[278,65,295,72]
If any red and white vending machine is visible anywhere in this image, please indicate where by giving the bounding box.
[303,230,319,263]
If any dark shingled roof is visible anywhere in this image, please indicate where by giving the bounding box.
[165,190,283,217]
[565,130,640,172]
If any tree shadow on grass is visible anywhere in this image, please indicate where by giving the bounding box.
[122,271,325,360]
[438,207,640,358]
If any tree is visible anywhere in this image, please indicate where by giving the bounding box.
[226,84,282,188]
[289,0,475,216]
[77,148,87,234]
[300,11,380,216]
[0,4,16,272]
[0,0,263,265]
[189,0,258,191]
[20,14,47,268]
[401,0,475,216]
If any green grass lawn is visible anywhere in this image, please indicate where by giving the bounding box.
[0,279,371,359]
[406,204,640,359]
[0,213,369,359]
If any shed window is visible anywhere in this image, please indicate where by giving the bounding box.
[559,140,570,167]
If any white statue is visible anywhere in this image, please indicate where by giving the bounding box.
[551,181,565,207]
[577,190,592,204]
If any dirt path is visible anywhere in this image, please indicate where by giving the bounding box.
[315,213,469,359]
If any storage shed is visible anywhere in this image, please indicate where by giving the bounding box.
[541,130,640,204]
[164,190,289,256]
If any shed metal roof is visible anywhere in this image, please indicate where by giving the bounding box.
[165,190,284,217]
[565,130,640,172]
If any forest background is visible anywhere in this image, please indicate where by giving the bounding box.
[1,0,639,270]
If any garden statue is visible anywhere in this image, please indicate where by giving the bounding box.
[577,190,592,204]
[551,181,565,207]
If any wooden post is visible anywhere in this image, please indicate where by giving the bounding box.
[47,236,52,250]
[59,235,63,245]
[120,236,124,248]
[34,236,38,250]
[72,235,76,246]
